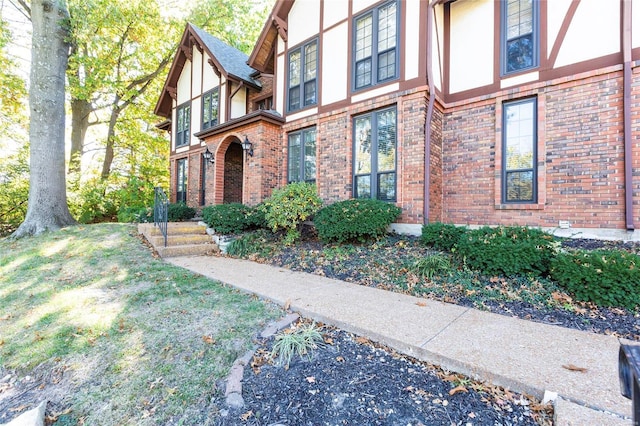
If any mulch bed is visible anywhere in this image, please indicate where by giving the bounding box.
[249,234,639,342]
[214,325,552,426]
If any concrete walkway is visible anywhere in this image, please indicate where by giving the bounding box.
[166,255,635,425]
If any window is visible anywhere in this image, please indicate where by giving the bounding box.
[176,158,188,203]
[353,107,396,201]
[256,96,272,110]
[176,102,191,147]
[202,88,219,130]
[288,127,316,183]
[288,40,317,112]
[502,98,537,203]
[353,1,398,90]
[502,0,538,75]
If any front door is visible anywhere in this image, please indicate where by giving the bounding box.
[223,142,243,204]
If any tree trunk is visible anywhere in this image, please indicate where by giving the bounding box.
[12,0,76,238]
[68,97,92,184]
[100,100,121,180]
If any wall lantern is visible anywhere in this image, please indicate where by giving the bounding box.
[241,136,254,157]
[202,146,215,165]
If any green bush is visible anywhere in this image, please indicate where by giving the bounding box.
[246,203,267,229]
[226,230,274,258]
[71,178,118,223]
[550,249,640,309]
[421,222,466,251]
[455,226,557,277]
[202,203,255,234]
[117,206,153,223]
[167,202,195,222]
[260,182,322,245]
[314,199,401,243]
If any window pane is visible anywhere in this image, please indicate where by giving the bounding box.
[177,108,184,132]
[378,172,396,201]
[377,109,396,172]
[210,91,218,125]
[288,134,301,182]
[184,106,190,133]
[355,59,372,89]
[356,175,371,199]
[304,129,316,182]
[378,2,396,52]
[377,50,396,82]
[505,101,534,170]
[506,34,533,72]
[354,116,372,174]
[355,15,372,61]
[506,171,533,202]
[507,0,533,39]
[203,94,210,124]
[289,86,300,111]
[304,80,316,106]
[289,50,301,86]
[304,42,317,81]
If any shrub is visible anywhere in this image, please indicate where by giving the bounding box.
[167,202,195,222]
[455,226,557,277]
[245,203,267,229]
[117,206,153,223]
[260,182,322,245]
[202,203,255,234]
[421,222,466,251]
[550,249,640,309]
[314,199,401,243]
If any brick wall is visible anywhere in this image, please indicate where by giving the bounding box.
[442,68,636,230]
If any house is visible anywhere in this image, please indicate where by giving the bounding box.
[155,0,640,240]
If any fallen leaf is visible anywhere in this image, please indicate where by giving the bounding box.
[306,376,316,383]
[562,364,587,373]
[240,410,253,421]
[202,335,216,345]
[449,385,468,396]
[10,405,29,412]
[335,356,345,363]
[284,299,291,310]
[415,301,427,307]
[355,336,370,345]
[468,412,476,418]
[324,337,334,345]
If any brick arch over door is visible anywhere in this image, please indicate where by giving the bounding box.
[213,135,244,205]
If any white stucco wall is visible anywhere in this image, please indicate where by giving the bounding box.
[554,0,620,68]
[404,0,420,81]
[432,3,444,92]
[202,52,220,91]
[546,0,573,61]
[449,0,494,94]
[323,0,348,29]
[321,22,348,105]
[288,0,320,47]
[230,84,247,119]
[634,0,640,49]
[276,51,286,114]
[192,47,203,95]
[352,0,378,15]
[177,60,191,104]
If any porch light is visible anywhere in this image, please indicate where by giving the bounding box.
[202,146,214,165]
[241,136,254,157]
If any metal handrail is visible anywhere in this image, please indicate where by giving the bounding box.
[154,187,169,247]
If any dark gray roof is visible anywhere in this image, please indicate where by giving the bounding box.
[189,24,260,87]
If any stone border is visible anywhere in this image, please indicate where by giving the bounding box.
[223,313,300,409]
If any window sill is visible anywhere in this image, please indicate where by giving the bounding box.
[495,203,544,211]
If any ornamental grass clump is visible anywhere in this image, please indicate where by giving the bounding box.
[271,323,324,367]
[455,226,557,277]
[550,249,640,309]
[260,182,322,245]
[314,198,402,243]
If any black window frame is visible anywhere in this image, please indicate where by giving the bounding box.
[501,0,539,76]
[201,88,219,130]
[287,39,318,113]
[501,97,537,204]
[352,0,399,92]
[176,157,188,203]
[287,127,317,184]
[175,101,191,148]
[352,106,397,202]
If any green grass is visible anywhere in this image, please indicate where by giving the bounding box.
[0,223,280,425]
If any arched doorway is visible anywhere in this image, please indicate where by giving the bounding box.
[223,142,243,203]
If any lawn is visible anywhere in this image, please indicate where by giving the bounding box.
[0,223,280,425]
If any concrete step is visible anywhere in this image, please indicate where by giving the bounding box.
[156,243,219,258]
[148,234,212,247]
[138,222,207,237]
